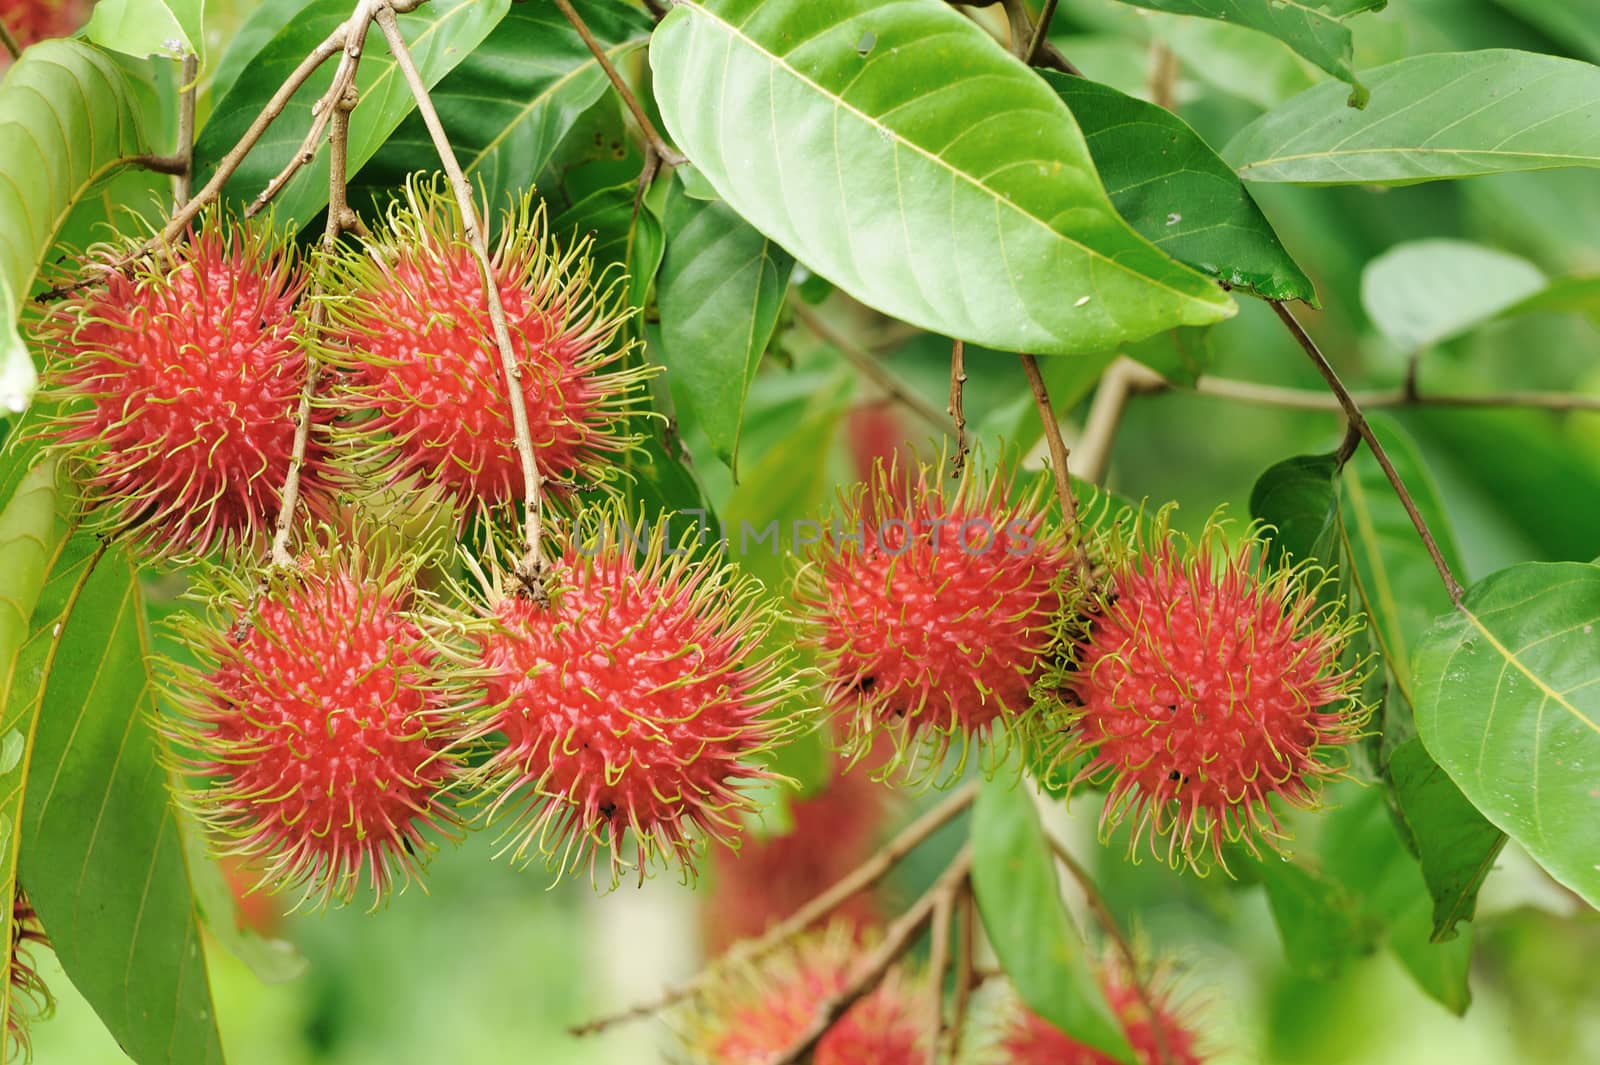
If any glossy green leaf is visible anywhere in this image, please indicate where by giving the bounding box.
[1227,50,1600,185]
[192,0,509,228]
[1492,0,1600,64]
[1258,857,1380,979]
[1388,738,1507,940]
[0,40,165,413]
[1414,561,1600,908]
[82,0,203,63]
[1111,0,1379,105]
[1250,451,1339,567]
[1361,240,1546,354]
[207,0,317,106]
[361,0,650,214]
[1044,73,1314,304]
[650,0,1234,357]
[657,182,795,473]
[972,779,1135,1063]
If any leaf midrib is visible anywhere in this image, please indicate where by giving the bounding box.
[675,0,1223,311]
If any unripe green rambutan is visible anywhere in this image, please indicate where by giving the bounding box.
[1050,513,1366,870]
[164,539,465,909]
[318,178,645,513]
[677,924,931,1065]
[797,459,1073,783]
[38,214,332,559]
[455,514,797,885]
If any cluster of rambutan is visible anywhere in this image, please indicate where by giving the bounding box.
[34,181,795,911]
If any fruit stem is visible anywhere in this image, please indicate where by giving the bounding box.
[948,338,969,475]
[569,779,980,1037]
[1025,0,1061,64]
[1271,300,1466,606]
[925,874,956,1065]
[791,302,956,436]
[552,0,685,170]
[948,884,977,1060]
[1019,352,1092,580]
[373,3,549,589]
[1046,830,1178,1065]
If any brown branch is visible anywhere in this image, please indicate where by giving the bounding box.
[925,881,954,1065]
[570,780,980,1037]
[1001,0,1032,59]
[1272,300,1465,605]
[1075,357,1163,484]
[792,302,957,436]
[948,338,968,474]
[764,846,974,1065]
[374,2,549,588]
[0,16,20,61]
[948,884,977,1061]
[1188,375,1600,414]
[1045,832,1174,1065]
[1025,0,1060,64]
[552,0,684,167]
[174,53,199,205]
[1147,40,1179,111]
[1019,353,1089,577]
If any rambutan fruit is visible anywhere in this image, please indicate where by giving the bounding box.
[165,541,463,909]
[457,514,795,884]
[318,178,643,513]
[986,961,1206,1065]
[1052,514,1366,870]
[704,759,892,953]
[678,924,931,1065]
[0,0,90,60]
[38,214,330,560]
[797,460,1072,782]
[5,887,53,1063]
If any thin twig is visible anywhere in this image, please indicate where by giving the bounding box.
[1019,353,1089,577]
[948,884,977,1061]
[1272,301,1465,605]
[925,883,954,1065]
[764,847,974,1065]
[1001,0,1033,59]
[1045,832,1175,1065]
[792,302,957,436]
[1147,40,1179,110]
[1189,375,1600,414]
[0,16,20,60]
[374,2,549,588]
[1025,0,1060,64]
[552,0,683,166]
[173,52,199,206]
[948,338,968,474]
[1075,357,1163,484]
[570,780,980,1037]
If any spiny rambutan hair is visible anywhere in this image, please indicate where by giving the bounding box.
[454,511,797,885]
[983,959,1207,1065]
[164,538,465,909]
[5,887,53,1063]
[676,923,932,1065]
[317,176,646,513]
[797,458,1074,783]
[36,212,332,560]
[1049,511,1367,871]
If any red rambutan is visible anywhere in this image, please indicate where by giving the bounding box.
[680,925,931,1065]
[989,962,1205,1065]
[1054,515,1365,869]
[459,517,795,883]
[5,887,52,1063]
[166,543,463,908]
[39,214,329,559]
[319,178,642,512]
[798,460,1071,781]
[0,0,90,59]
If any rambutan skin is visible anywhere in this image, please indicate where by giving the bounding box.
[680,926,930,1065]
[38,215,331,559]
[165,547,463,909]
[318,180,644,511]
[991,965,1205,1065]
[1055,519,1366,869]
[460,523,795,883]
[798,461,1072,780]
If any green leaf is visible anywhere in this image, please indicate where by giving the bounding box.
[192,0,509,228]
[1043,73,1315,304]
[0,40,165,413]
[208,0,318,106]
[650,0,1234,356]
[82,0,203,63]
[1249,451,1339,567]
[971,779,1135,1064]
[1227,50,1600,185]
[360,0,651,215]
[1110,0,1378,106]
[1361,240,1546,355]
[1387,738,1507,940]
[1491,0,1600,64]
[657,182,795,474]
[1258,857,1381,979]
[1413,561,1600,908]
